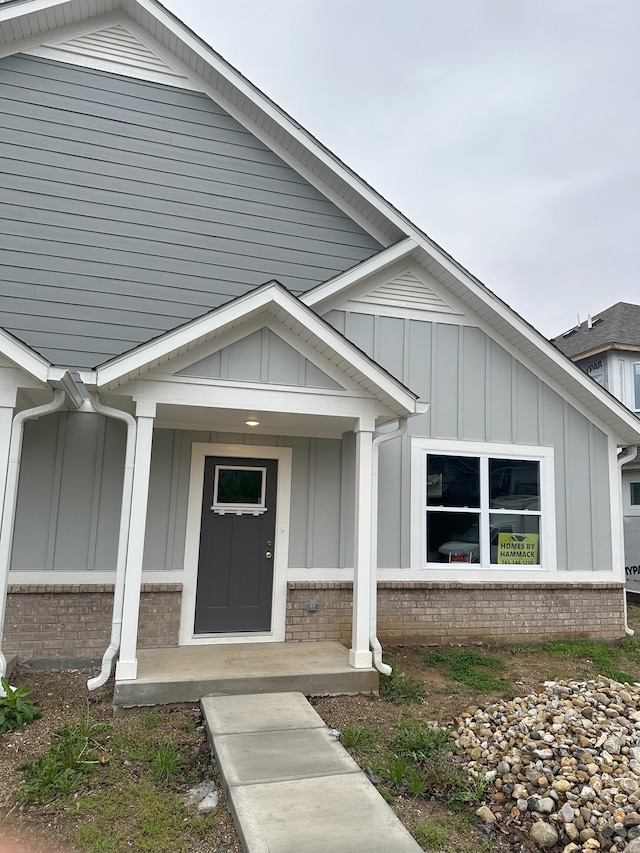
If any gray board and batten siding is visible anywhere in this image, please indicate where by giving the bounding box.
[11,315,613,576]
[0,53,383,368]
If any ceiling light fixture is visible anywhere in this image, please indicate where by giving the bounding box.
[245,419,260,427]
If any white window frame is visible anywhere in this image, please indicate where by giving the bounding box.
[411,439,556,572]
[633,362,640,413]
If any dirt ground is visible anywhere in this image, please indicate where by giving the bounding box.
[2,603,640,853]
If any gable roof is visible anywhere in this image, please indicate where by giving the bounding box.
[1,0,639,446]
[551,302,640,360]
[79,281,420,419]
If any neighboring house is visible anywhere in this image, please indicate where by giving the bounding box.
[1,0,639,697]
[551,303,640,592]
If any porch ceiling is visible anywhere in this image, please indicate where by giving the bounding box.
[152,401,361,439]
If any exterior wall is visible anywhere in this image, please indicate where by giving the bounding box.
[4,584,181,664]
[286,582,626,644]
[623,466,640,591]
[177,327,342,389]
[12,411,125,570]
[0,53,382,367]
[327,311,614,572]
[11,417,349,572]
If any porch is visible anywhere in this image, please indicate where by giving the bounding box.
[113,640,378,708]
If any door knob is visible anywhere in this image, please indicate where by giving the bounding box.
[265,551,273,559]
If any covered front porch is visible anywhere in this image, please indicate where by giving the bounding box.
[76,283,422,699]
[113,640,378,708]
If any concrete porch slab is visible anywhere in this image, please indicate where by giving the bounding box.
[113,641,377,708]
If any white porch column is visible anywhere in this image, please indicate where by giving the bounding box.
[0,391,17,524]
[116,402,155,681]
[350,419,374,669]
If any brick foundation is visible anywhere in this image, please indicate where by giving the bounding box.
[4,584,181,665]
[286,581,627,645]
[3,579,627,665]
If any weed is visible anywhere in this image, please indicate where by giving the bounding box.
[448,765,488,810]
[424,648,512,693]
[152,742,183,784]
[19,710,108,804]
[0,677,41,734]
[339,722,378,754]
[415,820,447,849]
[379,666,426,704]
[385,754,412,786]
[405,766,427,796]
[393,719,451,760]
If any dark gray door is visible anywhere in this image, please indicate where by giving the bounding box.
[194,456,277,633]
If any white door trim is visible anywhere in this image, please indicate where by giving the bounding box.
[179,442,292,645]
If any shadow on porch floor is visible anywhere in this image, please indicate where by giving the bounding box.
[113,640,378,708]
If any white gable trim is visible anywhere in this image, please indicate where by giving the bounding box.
[80,283,418,416]
[24,19,199,89]
[0,328,51,385]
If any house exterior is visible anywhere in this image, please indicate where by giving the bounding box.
[551,303,640,592]
[1,0,639,691]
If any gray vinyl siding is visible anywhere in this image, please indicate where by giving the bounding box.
[0,53,383,368]
[327,311,613,572]
[177,328,342,389]
[12,412,126,569]
[11,418,347,571]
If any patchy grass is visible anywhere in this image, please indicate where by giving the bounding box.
[543,638,636,683]
[423,648,513,694]
[338,722,379,759]
[17,706,222,852]
[379,665,426,704]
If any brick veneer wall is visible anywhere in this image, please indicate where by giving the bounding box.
[4,584,181,665]
[286,581,626,644]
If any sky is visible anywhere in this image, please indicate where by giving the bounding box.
[167,0,638,339]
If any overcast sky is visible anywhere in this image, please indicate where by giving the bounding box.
[167,1,638,339]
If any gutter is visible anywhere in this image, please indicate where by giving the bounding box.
[85,395,137,691]
[619,445,639,637]
[0,391,66,678]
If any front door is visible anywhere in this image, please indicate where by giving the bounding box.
[194,456,277,633]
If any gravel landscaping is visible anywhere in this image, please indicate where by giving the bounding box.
[454,678,640,851]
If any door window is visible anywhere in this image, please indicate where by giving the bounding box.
[212,466,267,515]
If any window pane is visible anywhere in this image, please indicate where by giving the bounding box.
[216,468,263,505]
[427,511,480,562]
[491,513,540,564]
[489,459,540,510]
[631,483,640,506]
[634,364,640,411]
[427,455,480,507]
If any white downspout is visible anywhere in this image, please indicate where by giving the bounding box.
[370,419,409,676]
[0,391,66,678]
[619,445,639,637]
[86,395,137,691]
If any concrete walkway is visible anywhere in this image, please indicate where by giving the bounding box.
[201,692,422,853]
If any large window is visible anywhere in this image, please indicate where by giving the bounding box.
[634,363,640,412]
[422,449,546,567]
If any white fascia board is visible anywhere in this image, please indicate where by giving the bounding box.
[302,238,418,310]
[0,329,51,385]
[47,368,84,409]
[95,283,418,414]
[409,244,640,445]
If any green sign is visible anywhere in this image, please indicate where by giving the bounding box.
[497,533,539,564]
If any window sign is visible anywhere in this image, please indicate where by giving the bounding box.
[497,533,539,564]
[424,452,542,567]
[212,466,267,515]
